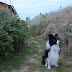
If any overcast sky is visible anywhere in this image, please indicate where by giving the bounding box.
[0,0,72,20]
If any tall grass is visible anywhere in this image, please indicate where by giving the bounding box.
[29,6,72,40]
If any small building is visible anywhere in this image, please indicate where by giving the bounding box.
[0,2,17,15]
[26,16,30,23]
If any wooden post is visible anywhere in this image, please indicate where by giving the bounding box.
[60,6,61,10]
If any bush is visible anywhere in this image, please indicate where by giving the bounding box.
[0,8,30,57]
[29,21,47,36]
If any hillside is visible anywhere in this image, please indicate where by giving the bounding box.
[30,6,72,26]
[29,6,72,40]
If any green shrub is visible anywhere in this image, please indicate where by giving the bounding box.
[0,8,30,57]
[29,21,47,36]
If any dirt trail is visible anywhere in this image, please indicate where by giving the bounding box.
[11,37,72,72]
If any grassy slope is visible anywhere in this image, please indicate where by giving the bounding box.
[29,6,72,38]
[30,6,72,26]
[0,36,72,72]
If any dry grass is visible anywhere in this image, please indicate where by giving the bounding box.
[30,6,72,27]
[29,6,72,40]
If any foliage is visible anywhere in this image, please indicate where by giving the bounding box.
[0,8,30,57]
[29,21,47,36]
[0,37,72,72]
